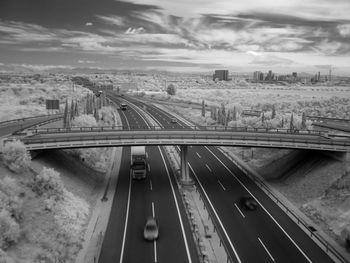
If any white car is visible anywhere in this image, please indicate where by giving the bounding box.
[144,216,159,241]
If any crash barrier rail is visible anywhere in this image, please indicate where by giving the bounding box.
[171,146,234,263]
[0,113,63,127]
[23,125,327,135]
[219,147,349,263]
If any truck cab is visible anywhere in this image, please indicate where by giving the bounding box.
[131,146,147,179]
[120,103,127,110]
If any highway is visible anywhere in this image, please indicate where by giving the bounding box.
[0,114,62,137]
[124,95,337,263]
[98,95,199,263]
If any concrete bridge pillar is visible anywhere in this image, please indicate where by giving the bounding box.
[180,145,193,185]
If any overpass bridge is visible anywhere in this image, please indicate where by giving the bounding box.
[4,125,349,184]
[5,125,350,152]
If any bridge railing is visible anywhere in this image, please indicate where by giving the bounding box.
[23,125,325,136]
[12,130,350,150]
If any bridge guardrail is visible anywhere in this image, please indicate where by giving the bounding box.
[219,148,349,263]
[25,125,326,136]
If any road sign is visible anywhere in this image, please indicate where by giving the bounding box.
[46,99,59,110]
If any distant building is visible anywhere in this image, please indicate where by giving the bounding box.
[253,71,264,81]
[213,70,229,81]
[292,72,297,78]
[266,70,273,81]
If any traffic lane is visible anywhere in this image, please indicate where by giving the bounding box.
[188,155,271,263]
[202,146,334,263]
[122,167,154,263]
[189,147,310,263]
[0,115,60,137]
[147,146,199,263]
[98,147,131,263]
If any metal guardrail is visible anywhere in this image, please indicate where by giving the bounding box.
[14,130,350,151]
[219,148,349,263]
[25,125,326,136]
[0,113,63,127]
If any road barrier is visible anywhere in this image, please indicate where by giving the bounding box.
[219,147,350,263]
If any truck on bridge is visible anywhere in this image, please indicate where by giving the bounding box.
[130,146,147,179]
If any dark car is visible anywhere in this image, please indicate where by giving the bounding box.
[170,118,177,124]
[143,216,159,241]
[240,196,258,211]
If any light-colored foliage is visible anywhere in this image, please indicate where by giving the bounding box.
[32,167,64,200]
[71,114,97,127]
[0,210,20,249]
[2,140,31,173]
[98,106,117,126]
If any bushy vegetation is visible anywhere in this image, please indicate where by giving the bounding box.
[0,210,20,250]
[2,140,31,173]
[71,114,98,127]
[32,167,64,201]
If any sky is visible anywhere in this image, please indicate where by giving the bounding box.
[0,0,350,75]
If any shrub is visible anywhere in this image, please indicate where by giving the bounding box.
[0,248,9,263]
[98,107,117,126]
[166,84,176,95]
[71,114,97,127]
[0,210,20,249]
[32,167,64,200]
[2,140,31,173]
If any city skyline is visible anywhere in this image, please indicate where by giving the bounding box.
[0,0,350,75]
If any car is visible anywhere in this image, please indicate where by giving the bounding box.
[240,196,258,211]
[120,103,127,110]
[170,118,177,124]
[143,216,159,241]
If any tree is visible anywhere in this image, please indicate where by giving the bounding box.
[0,210,20,249]
[32,167,64,200]
[63,99,69,128]
[71,114,98,127]
[166,84,176,95]
[261,112,265,123]
[290,113,294,131]
[301,112,306,129]
[74,101,79,117]
[232,106,237,121]
[2,140,31,173]
[201,100,205,117]
[70,99,75,120]
[272,105,276,119]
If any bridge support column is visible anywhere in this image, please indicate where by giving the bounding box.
[180,145,193,185]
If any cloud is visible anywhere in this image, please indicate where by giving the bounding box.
[97,15,126,27]
[125,27,145,34]
[248,52,294,66]
[78,60,95,64]
[126,0,350,20]
[337,24,350,37]
[85,22,93,26]
[0,20,56,43]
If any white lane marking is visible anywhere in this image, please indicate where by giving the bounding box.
[152,202,155,217]
[154,240,158,263]
[196,152,201,158]
[205,164,212,172]
[148,163,151,172]
[119,173,132,263]
[218,180,226,191]
[150,179,153,191]
[258,237,275,262]
[234,203,245,219]
[204,146,312,263]
[158,146,192,263]
[188,163,242,263]
[120,110,130,129]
